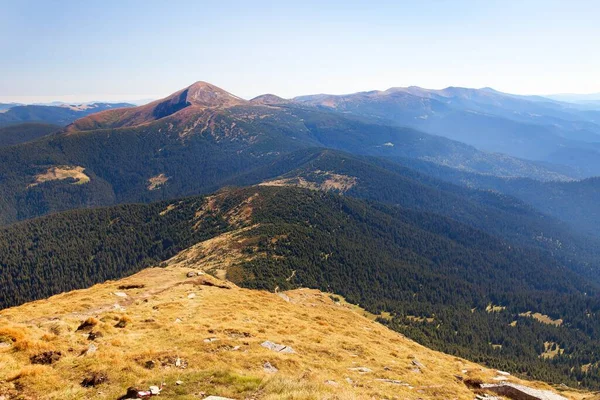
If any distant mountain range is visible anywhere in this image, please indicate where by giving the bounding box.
[295,86,600,177]
[0,81,584,226]
[547,93,600,103]
[0,102,134,127]
[1,81,600,237]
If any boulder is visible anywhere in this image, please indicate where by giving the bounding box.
[348,367,372,373]
[481,383,568,400]
[30,351,61,365]
[261,340,295,353]
[263,361,278,373]
[81,372,108,387]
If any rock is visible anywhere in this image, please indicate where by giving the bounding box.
[261,340,295,354]
[481,383,568,400]
[412,359,425,369]
[76,317,98,331]
[492,375,509,381]
[175,318,182,324]
[81,372,108,387]
[204,337,219,343]
[144,360,156,369]
[187,293,196,299]
[375,378,409,385]
[176,380,183,385]
[324,380,338,386]
[149,386,161,395]
[30,351,62,365]
[175,357,182,367]
[117,284,145,290]
[348,367,372,373]
[84,343,98,356]
[113,292,128,298]
[186,271,198,278]
[88,331,103,341]
[263,361,278,373]
[278,293,291,302]
[114,317,128,328]
[497,370,511,376]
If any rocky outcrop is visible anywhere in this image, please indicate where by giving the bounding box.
[481,383,568,400]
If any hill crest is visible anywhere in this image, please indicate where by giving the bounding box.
[0,263,586,400]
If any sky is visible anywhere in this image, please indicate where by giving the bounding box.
[1,0,599,103]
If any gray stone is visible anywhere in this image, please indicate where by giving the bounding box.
[481,383,568,400]
[261,340,295,354]
[375,378,408,385]
[263,361,278,373]
[348,367,372,373]
[85,343,98,356]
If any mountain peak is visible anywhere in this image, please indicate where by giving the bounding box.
[183,81,247,108]
[249,93,290,105]
[67,81,248,132]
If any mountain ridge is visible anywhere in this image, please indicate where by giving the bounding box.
[1,264,587,400]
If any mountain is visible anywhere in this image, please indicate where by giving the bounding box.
[66,82,246,132]
[3,185,600,390]
[0,102,134,128]
[0,265,584,400]
[389,156,600,238]
[0,82,574,226]
[295,86,600,176]
[547,93,600,105]
[0,122,60,147]
[226,148,600,273]
[0,102,22,111]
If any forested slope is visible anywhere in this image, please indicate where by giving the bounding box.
[2,186,600,388]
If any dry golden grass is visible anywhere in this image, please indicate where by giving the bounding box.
[0,265,595,399]
[519,311,564,326]
[148,174,169,191]
[29,166,90,188]
[485,303,506,313]
[260,171,357,193]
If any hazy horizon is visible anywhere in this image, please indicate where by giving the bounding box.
[2,0,599,104]
[2,83,600,106]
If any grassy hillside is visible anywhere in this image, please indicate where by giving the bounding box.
[2,186,600,388]
[2,267,589,400]
[0,103,133,127]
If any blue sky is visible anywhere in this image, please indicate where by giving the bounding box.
[1,0,598,103]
